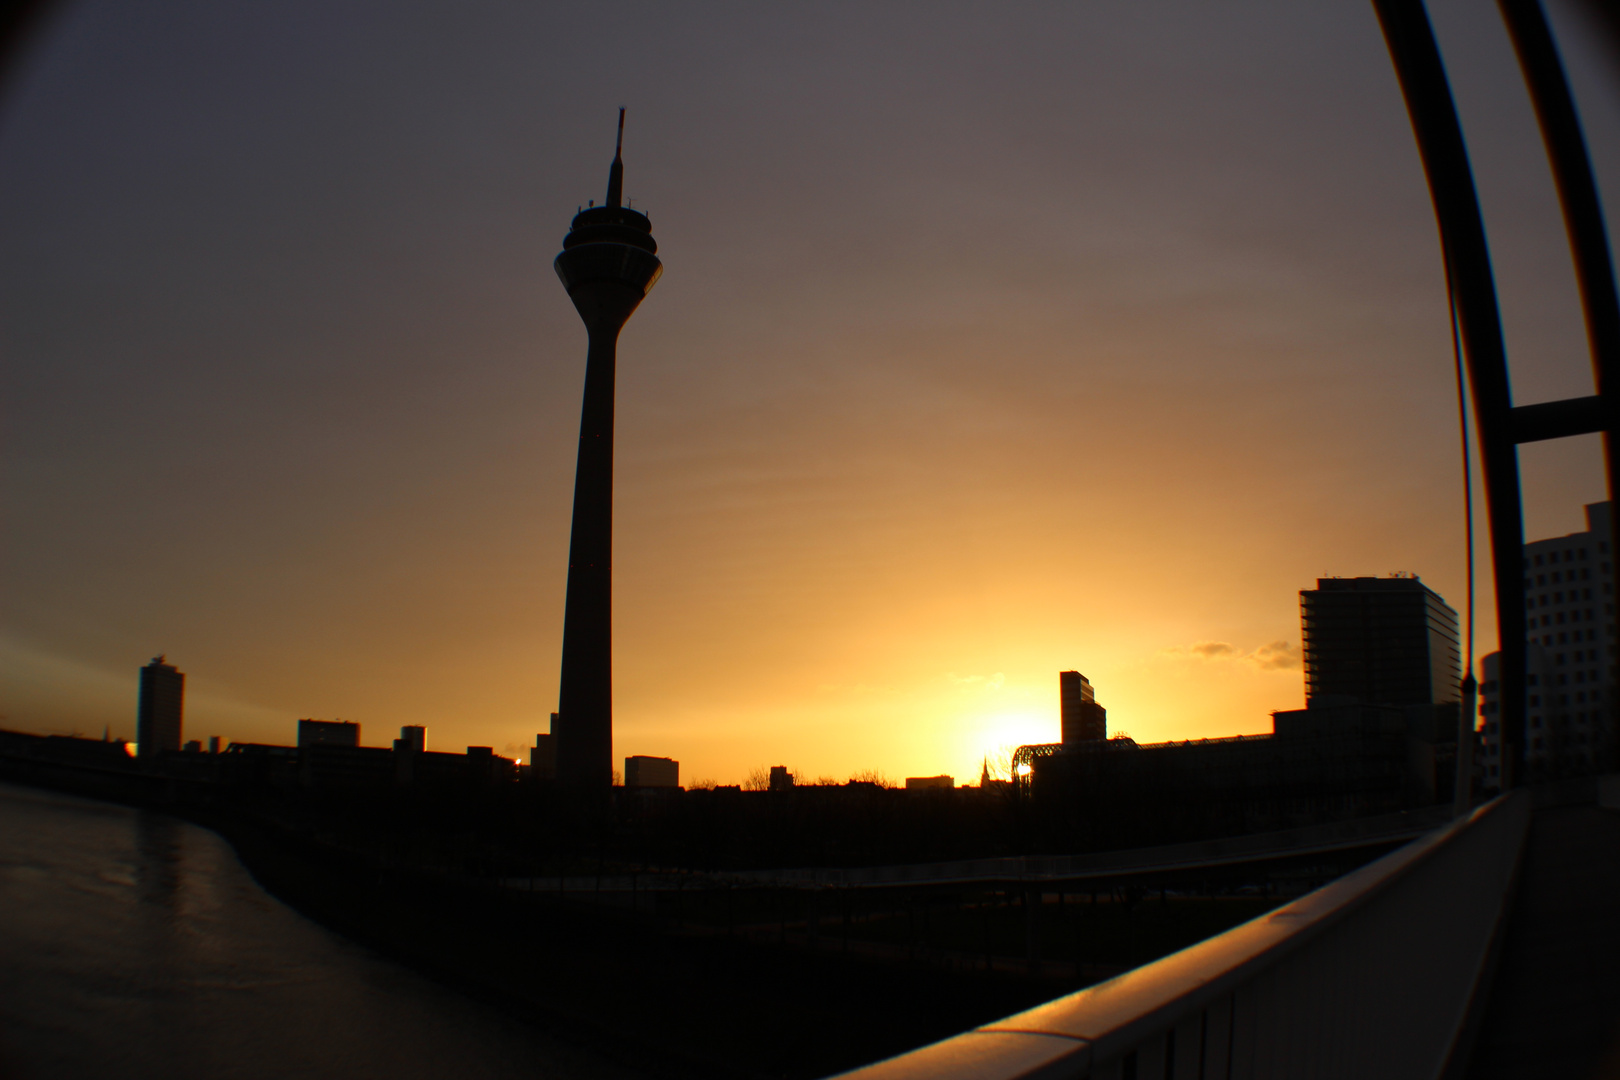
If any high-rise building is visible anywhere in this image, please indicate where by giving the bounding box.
[1479,502,1615,785]
[1059,670,1106,744]
[552,111,662,796]
[1300,576,1460,709]
[136,655,184,757]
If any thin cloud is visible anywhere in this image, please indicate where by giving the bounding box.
[1170,640,1301,671]
[947,672,1005,689]
[1248,641,1302,671]
[1190,642,1237,659]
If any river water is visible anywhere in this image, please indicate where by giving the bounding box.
[0,782,636,1080]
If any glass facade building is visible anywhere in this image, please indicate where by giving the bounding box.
[1300,576,1460,709]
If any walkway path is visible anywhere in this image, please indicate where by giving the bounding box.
[1467,784,1620,1079]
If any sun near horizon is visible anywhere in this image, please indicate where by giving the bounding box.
[2,1,1613,787]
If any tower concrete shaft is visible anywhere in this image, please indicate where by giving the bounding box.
[552,111,661,794]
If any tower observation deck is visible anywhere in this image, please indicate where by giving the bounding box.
[552,110,662,795]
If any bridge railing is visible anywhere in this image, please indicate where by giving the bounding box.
[832,792,1529,1080]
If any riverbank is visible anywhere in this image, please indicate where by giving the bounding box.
[0,782,642,1080]
[209,806,1068,1080]
[0,760,1081,1080]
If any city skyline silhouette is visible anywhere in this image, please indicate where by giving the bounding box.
[0,1,1614,787]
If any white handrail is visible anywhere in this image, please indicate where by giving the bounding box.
[831,793,1529,1080]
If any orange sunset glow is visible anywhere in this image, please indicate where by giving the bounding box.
[2,1,1613,786]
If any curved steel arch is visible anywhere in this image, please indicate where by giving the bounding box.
[1372,0,1620,787]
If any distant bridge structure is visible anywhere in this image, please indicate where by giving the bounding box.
[833,777,1620,1080]
[502,802,1452,898]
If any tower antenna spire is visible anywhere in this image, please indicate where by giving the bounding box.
[553,106,660,800]
[606,108,625,209]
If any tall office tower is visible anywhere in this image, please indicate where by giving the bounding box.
[136,655,184,757]
[1301,576,1460,708]
[1059,670,1107,744]
[1480,502,1615,784]
[552,112,662,794]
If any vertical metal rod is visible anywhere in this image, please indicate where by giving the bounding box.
[1455,674,1477,815]
[1498,0,1620,770]
[1372,0,1528,786]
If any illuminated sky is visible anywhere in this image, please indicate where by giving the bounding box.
[2,0,1614,785]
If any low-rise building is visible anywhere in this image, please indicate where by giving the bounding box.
[625,755,679,789]
[297,719,359,748]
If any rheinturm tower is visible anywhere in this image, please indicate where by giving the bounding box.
[552,110,662,794]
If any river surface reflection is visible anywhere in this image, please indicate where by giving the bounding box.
[0,782,632,1079]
